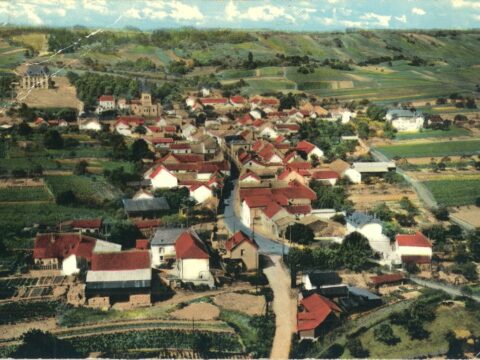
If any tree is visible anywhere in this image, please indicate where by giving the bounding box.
[17,121,32,137]
[467,229,480,261]
[433,206,449,221]
[130,139,153,161]
[279,93,296,111]
[373,323,400,345]
[357,121,370,139]
[366,104,387,121]
[43,130,64,149]
[445,331,465,359]
[285,223,314,245]
[73,160,88,175]
[13,329,81,358]
[371,203,394,221]
[56,190,76,205]
[109,221,142,249]
[193,332,212,357]
[346,338,369,358]
[340,232,373,272]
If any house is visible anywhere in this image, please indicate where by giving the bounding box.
[297,293,342,340]
[370,273,406,289]
[230,95,247,108]
[117,98,130,111]
[130,92,161,117]
[144,165,178,189]
[133,219,161,238]
[329,108,355,124]
[224,231,259,271]
[338,286,382,312]
[296,140,324,160]
[70,219,102,233]
[385,109,425,132]
[174,230,214,288]
[395,232,432,265]
[328,159,361,184]
[85,250,152,307]
[200,97,229,110]
[302,271,342,291]
[122,197,170,218]
[79,119,102,131]
[33,233,121,275]
[311,170,339,186]
[239,171,261,185]
[352,161,396,174]
[132,189,154,200]
[150,228,184,267]
[98,95,116,111]
[22,65,51,89]
[189,184,212,204]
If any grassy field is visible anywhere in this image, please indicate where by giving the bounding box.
[217,69,255,80]
[423,179,480,206]
[352,305,480,358]
[376,139,480,158]
[395,127,471,140]
[45,175,120,204]
[0,186,52,202]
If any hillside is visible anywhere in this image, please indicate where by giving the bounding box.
[2,27,480,104]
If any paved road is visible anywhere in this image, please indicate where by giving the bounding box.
[263,255,296,360]
[410,276,480,302]
[223,180,288,255]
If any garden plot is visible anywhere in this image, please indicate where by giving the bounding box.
[171,302,220,320]
[213,292,266,316]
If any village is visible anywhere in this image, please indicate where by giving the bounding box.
[0,25,479,359]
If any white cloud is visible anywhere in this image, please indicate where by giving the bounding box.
[83,0,108,15]
[142,7,167,20]
[42,8,67,17]
[124,8,142,20]
[395,15,407,23]
[361,12,391,27]
[452,0,480,9]
[167,1,204,21]
[473,14,480,20]
[225,0,238,21]
[21,4,44,25]
[412,7,426,15]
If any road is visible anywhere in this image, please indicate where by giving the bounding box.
[223,180,288,255]
[410,276,480,302]
[263,255,296,360]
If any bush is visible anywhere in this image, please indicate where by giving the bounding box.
[346,338,369,358]
[373,323,400,345]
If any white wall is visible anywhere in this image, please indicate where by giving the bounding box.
[191,186,212,204]
[151,169,178,189]
[396,244,432,258]
[344,168,361,184]
[309,147,324,160]
[177,258,210,280]
[241,201,251,227]
[151,245,176,267]
[62,255,79,275]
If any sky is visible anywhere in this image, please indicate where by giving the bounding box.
[0,0,479,32]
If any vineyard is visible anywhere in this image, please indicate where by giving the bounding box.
[0,186,53,202]
[423,179,480,206]
[376,139,480,159]
[0,300,61,325]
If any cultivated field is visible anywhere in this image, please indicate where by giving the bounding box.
[422,179,480,206]
[376,139,480,159]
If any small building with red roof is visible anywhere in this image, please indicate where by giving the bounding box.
[174,230,213,287]
[395,232,432,264]
[144,165,178,189]
[297,293,343,339]
[311,170,339,186]
[189,183,212,204]
[370,273,406,288]
[86,250,152,306]
[296,140,324,160]
[239,170,261,185]
[98,95,115,111]
[224,231,259,271]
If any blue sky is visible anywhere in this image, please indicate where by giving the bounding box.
[1,0,479,31]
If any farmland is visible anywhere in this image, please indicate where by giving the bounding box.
[394,127,471,140]
[423,179,480,206]
[376,139,480,159]
[0,186,52,202]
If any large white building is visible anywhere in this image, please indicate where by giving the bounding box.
[385,109,425,132]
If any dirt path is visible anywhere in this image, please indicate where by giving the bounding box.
[263,255,296,360]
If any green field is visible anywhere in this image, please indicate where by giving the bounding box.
[423,179,480,206]
[45,175,120,204]
[352,306,480,358]
[395,127,471,140]
[217,69,256,80]
[376,139,480,158]
[0,186,52,202]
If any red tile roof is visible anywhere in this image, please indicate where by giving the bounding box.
[230,95,246,104]
[243,195,272,208]
[201,97,228,105]
[116,116,145,125]
[311,170,339,180]
[297,293,342,332]
[150,137,174,144]
[296,140,316,154]
[272,181,316,200]
[148,165,176,180]
[136,239,150,250]
[133,219,161,229]
[91,251,151,271]
[239,171,260,181]
[175,231,209,259]
[263,202,284,218]
[33,233,97,260]
[286,204,312,215]
[71,218,102,230]
[370,273,405,286]
[169,143,191,150]
[396,232,432,248]
[276,124,300,131]
[225,231,258,251]
[99,95,114,102]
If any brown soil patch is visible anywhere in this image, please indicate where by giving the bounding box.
[406,171,480,181]
[450,206,480,228]
[0,318,57,340]
[338,271,375,288]
[16,76,83,110]
[213,292,266,316]
[171,302,220,320]
[0,178,45,188]
[348,183,418,211]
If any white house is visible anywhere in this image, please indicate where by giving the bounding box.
[329,159,361,184]
[385,109,425,132]
[394,232,432,264]
[115,121,132,136]
[249,109,263,120]
[189,184,212,204]
[296,140,324,160]
[182,124,197,140]
[150,228,184,268]
[329,108,355,124]
[259,124,278,140]
[174,230,214,288]
[145,165,178,189]
[239,171,261,185]
[185,96,197,108]
[98,95,116,112]
[132,189,154,200]
[79,119,102,132]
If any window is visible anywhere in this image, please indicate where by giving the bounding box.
[240,249,245,257]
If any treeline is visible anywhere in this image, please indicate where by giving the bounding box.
[151,28,255,48]
[66,72,140,109]
[0,74,17,99]
[8,104,77,122]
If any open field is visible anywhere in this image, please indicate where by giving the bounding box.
[376,139,480,159]
[395,127,471,140]
[11,33,48,54]
[423,178,480,206]
[450,205,480,228]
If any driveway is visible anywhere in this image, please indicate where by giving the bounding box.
[263,255,296,360]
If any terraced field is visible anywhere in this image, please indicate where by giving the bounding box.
[0,186,53,202]
[45,175,120,203]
